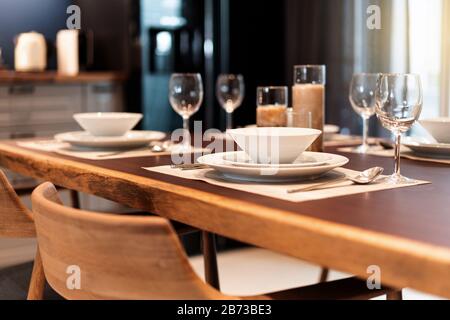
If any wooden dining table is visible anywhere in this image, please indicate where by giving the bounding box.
[0,138,449,298]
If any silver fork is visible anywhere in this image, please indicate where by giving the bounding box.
[170,163,209,170]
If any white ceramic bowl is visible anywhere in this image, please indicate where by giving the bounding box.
[73,113,143,137]
[227,127,321,164]
[420,118,450,143]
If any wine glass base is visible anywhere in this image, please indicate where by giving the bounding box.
[351,144,377,154]
[381,174,417,185]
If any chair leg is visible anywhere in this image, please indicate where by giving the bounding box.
[386,289,403,300]
[202,231,220,290]
[69,190,80,209]
[319,268,329,283]
[27,247,46,300]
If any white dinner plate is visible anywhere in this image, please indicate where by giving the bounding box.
[221,151,332,168]
[55,131,166,149]
[403,137,450,158]
[197,151,349,182]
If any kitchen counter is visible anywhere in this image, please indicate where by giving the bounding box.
[0,71,127,84]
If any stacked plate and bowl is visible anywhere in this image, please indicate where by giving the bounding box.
[197,127,349,182]
[55,113,165,149]
[404,118,450,158]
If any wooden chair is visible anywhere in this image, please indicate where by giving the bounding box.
[0,170,36,239]
[0,170,46,299]
[29,182,400,300]
[0,169,208,299]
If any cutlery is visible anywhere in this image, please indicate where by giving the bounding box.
[151,144,166,153]
[96,146,148,158]
[170,163,209,170]
[96,141,173,158]
[151,141,173,153]
[286,167,384,193]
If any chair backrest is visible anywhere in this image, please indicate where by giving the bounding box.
[0,170,35,238]
[31,182,229,300]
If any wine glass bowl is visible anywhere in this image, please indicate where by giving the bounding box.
[349,73,379,153]
[375,73,423,184]
[376,74,423,133]
[169,73,203,118]
[216,74,245,130]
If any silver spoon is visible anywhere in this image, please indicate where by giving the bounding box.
[151,144,166,153]
[151,141,173,153]
[287,167,384,194]
[96,146,147,158]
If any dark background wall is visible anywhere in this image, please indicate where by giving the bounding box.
[73,0,140,73]
[0,0,71,69]
[227,0,360,133]
[227,0,286,128]
[0,0,365,135]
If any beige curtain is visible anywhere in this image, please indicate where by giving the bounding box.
[353,0,396,73]
[440,0,450,117]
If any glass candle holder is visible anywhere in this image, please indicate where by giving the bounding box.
[256,86,288,127]
[292,65,326,151]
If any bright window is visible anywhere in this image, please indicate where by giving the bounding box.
[408,0,443,119]
[390,0,443,118]
[355,0,444,119]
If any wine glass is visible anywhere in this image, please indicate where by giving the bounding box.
[349,73,380,153]
[216,74,245,130]
[169,73,203,151]
[376,73,423,184]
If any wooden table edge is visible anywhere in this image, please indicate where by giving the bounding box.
[1,141,449,298]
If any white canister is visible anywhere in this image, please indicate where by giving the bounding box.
[14,32,47,72]
[56,29,79,76]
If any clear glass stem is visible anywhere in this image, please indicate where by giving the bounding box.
[362,116,370,149]
[226,111,233,131]
[393,132,401,177]
[182,116,191,150]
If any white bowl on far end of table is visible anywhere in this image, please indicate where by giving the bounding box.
[420,118,450,144]
[227,127,321,164]
[73,112,143,137]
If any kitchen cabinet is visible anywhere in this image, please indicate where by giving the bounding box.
[0,72,126,211]
[85,83,124,113]
[0,82,124,138]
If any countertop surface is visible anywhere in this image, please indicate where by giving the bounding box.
[0,70,127,84]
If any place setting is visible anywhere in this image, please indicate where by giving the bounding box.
[401,118,450,161]
[16,112,173,160]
